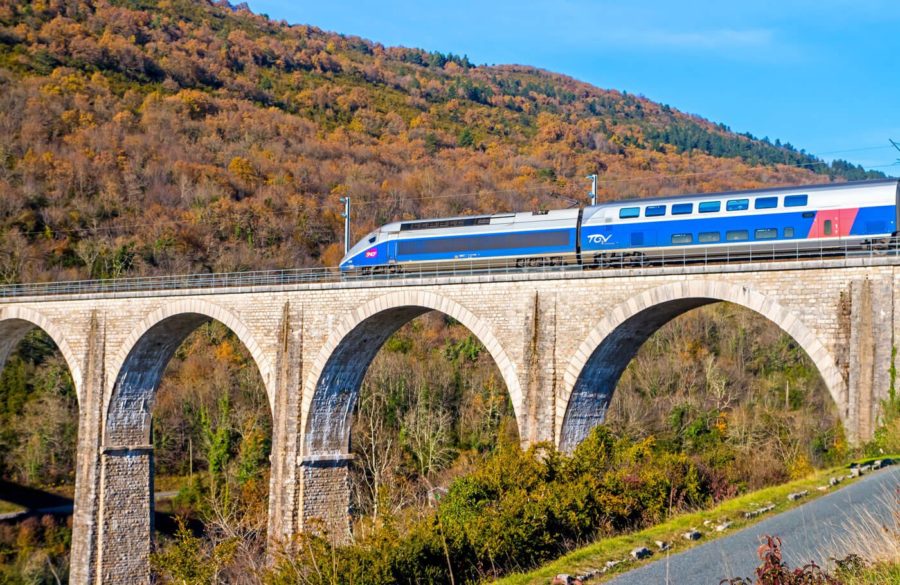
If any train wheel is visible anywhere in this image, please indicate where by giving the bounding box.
[871,239,889,256]
[627,253,645,267]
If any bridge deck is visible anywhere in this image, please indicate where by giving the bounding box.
[2,253,900,302]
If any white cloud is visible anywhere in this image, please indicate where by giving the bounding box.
[605,27,775,51]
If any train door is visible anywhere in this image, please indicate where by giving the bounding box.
[386,232,398,263]
[809,209,841,240]
[839,208,861,238]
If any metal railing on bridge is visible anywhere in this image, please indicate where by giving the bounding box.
[0,237,897,299]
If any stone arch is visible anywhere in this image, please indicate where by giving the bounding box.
[0,305,83,403]
[558,281,844,452]
[301,290,522,459]
[107,298,275,434]
[97,299,273,583]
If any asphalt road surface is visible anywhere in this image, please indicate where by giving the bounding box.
[0,489,180,522]
[606,466,900,585]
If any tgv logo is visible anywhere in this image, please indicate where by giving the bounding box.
[587,233,613,244]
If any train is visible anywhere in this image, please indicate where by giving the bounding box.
[338,179,900,274]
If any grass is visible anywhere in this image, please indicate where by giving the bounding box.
[496,457,899,585]
[154,474,194,492]
[826,481,900,584]
[843,562,900,585]
[0,501,24,514]
[0,474,193,516]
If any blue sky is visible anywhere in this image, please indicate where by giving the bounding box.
[247,1,900,173]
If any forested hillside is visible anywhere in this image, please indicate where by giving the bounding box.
[0,0,883,283]
[0,2,895,583]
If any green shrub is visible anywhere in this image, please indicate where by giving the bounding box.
[268,426,713,583]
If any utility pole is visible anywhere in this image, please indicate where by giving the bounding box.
[340,196,351,254]
[586,173,598,206]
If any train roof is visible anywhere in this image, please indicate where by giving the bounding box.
[374,179,899,233]
[381,208,579,233]
[591,178,899,208]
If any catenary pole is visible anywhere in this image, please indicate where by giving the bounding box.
[586,173,598,206]
[340,196,351,254]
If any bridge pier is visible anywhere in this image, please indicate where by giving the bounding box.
[299,456,352,540]
[70,312,105,585]
[97,447,154,583]
[847,277,895,443]
[520,291,562,445]
[267,303,304,551]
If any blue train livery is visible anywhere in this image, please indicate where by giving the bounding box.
[339,179,900,274]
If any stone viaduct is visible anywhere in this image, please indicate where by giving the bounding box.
[0,257,898,583]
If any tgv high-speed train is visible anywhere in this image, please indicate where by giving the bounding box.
[339,179,900,274]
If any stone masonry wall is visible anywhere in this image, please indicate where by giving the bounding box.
[300,458,352,541]
[0,257,897,582]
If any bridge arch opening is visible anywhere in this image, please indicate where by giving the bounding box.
[0,311,81,581]
[301,291,522,530]
[559,282,845,454]
[0,308,82,402]
[101,302,273,582]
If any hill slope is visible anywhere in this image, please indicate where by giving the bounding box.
[0,0,883,281]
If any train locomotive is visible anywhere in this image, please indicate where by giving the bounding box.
[339,179,900,274]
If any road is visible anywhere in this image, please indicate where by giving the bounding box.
[0,490,179,522]
[606,466,899,585]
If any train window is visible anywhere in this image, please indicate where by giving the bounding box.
[824,220,833,236]
[755,197,778,209]
[401,216,493,231]
[645,205,666,217]
[802,211,815,218]
[726,230,749,241]
[726,199,749,211]
[619,207,640,219]
[699,201,721,213]
[784,227,795,238]
[785,195,808,207]
[755,228,778,239]
[672,203,693,215]
[671,233,693,244]
[397,230,571,256]
[698,231,721,243]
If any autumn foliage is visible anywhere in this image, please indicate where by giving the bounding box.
[0,2,889,582]
[0,0,882,284]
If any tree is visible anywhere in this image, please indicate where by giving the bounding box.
[456,128,474,148]
[199,394,234,500]
[352,381,400,519]
[402,400,454,481]
[151,518,237,585]
[0,230,28,285]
